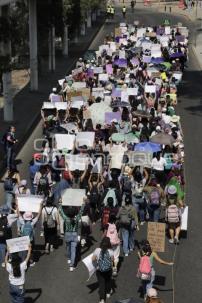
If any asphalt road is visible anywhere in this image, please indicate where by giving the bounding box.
[0,7,202,303]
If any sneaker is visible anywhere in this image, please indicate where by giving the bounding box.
[67,259,71,264]
[69,266,75,272]
[29,262,36,267]
[169,239,174,244]
[106,290,113,298]
[81,239,86,247]
[112,268,117,277]
[140,221,145,226]
[1,262,5,268]
[50,245,54,252]
[129,248,134,252]
[174,237,179,244]
[125,253,129,257]
[99,300,105,303]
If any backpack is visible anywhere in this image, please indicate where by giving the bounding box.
[4,178,14,192]
[44,207,56,228]
[137,255,152,280]
[149,188,160,206]
[167,205,180,223]
[103,188,117,206]
[119,207,132,226]
[98,250,112,272]
[0,216,10,238]
[122,176,132,193]
[106,223,120,245]
[90,185,99,205]
[102,208,110,227]
[21,221,34,241]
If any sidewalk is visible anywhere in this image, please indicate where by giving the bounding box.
[0,14,105,175]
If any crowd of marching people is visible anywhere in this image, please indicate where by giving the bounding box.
[0,19,188,303]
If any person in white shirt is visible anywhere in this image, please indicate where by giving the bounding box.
[5,245,31,303]
[151,152,166,187]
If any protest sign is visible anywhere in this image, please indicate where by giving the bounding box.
[54,134,75,150]
[92,87,104,99]
[58,79,65,86]
[121,90,129,102]
[110,153,124,169]
[72,82,86,90]
[137,28,146,38]
[17,195,43,213]
[105,112,121,124]
[42,102,55,109]
[143,55,151,63]
[145,84,156,94]
[82,253,96,281]
[106,64,113,75]
[66,154,88,171]
[98,73,109,82]
[76,132,95,148]
[93,67,103,74]
[61,188,86,206]
[7,236,30,254]
[172,72,182,81]
[115,27,122,37]
[54,102,68,111]
[67,90,82,100]
[119,50,126,59]
[99,44,109,52]
[81,88,91,99]
[112,88,122,98]
[181,206,188,231]
[147,222,166,252]
[127,87,138,96]
[71,100,84,109]
[126,151,152,168]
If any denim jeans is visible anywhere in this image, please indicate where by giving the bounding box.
[6,147,14,170]
[134,203,145,222]
[0,243,6,264]
[5,192,13,210]
[147,205,161,222]
[65,231,78,267]
[141,268,155,296]
[9,284,24,303]
[121,227,134,255]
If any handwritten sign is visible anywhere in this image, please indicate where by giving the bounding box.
[7,236,30,254]
[147,222,166,252]
[82,253,96,281]
[17,195,43,213]
[61,189,86,206]
[54,134,75,150]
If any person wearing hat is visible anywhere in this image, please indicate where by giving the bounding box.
[165,185,181,244]
[17,202,43,267]
[145,288,164,303]
[5,244,32,303]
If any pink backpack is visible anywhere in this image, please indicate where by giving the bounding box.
[137,255,152,280]
[106,223,120,246]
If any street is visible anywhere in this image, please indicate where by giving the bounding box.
[1,6,202,303]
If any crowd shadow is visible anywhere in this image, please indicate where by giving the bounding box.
[24,288,42,302]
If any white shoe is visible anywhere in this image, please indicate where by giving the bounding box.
[1,262,5,268]
[29,262,36,267]
[125,253,129,257]
[140,221,145,226]
[169,239,174,244]
[106,290,113,298]
[81,239,86,247]
[99,300,105,303]
[67,259,71,264]
[69,266,75,272]
[50,245,54,252]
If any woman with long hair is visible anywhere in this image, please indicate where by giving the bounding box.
[92,237,114,303]
[5,245,31,303]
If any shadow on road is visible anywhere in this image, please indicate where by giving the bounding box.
[25,288,42,302]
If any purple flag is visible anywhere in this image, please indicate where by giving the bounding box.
[106,64,113,75]
[118,58,127,68]
[105,112,122,124]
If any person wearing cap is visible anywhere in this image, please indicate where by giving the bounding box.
[165,185,181,244]
[17,202,43,267]
[5,244,31,303]
[49,87,62,103]
[145,288,164,303]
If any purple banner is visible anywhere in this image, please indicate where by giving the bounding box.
[176,35,185,43]
[112,88,122,98]
[156,28,165,35]
[106,64,113,75]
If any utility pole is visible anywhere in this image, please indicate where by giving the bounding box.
[63,24,69,56]
[49,25,55,71]
[0,5,13,121]
[29,0,38,91]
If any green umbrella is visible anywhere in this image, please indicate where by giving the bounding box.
[124,132,139,144]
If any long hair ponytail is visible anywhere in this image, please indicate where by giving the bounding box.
[11,254,22,278]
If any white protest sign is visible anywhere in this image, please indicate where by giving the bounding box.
[119,50,126,59]
[61,189,86,206]
[76,132,95,148]
[66,154,88,171]
[110,153,124,169]
[173,72,182,81]
[137,28,146,38]
[92,87,104,99]
[93,67,103,74]
[127,87,138,96]
[120,22,126,27]
[165,26,171,35]
[58,79,65,86]
[72,82,86,90]
[54,102,68,111]
[121,90,129,102]
[151,49,162,58]
[110,42,117,52]
[181,206,188,231]
[42,102,55,109]
[99,44,109,52]
[7,237,30,254]
[98,73,109,82]
[82,253,96,281]
[71,100,84,109]
[145,84,156,94]
[17,195,43,213]
[54,134,75,150]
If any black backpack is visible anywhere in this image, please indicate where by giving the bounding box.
[4,178,14,192]
[38,175,49,194]
[90,185,99,205]
[0,216,11,239]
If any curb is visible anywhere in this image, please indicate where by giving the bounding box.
[0,17,106,179]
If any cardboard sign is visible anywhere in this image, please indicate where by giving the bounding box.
[147,222,166,252]
[127,87,138,96]
[82,253,96,281]
[76,132,95,148]
[126,151,152,168]
[71,100,84,109]
[98,73,109,82]
[7,236,30,254]
[81,88,91,99]
[93,67,103,74]
[17,195,43,213]
[92,87,104,99]
[54,134,75,150]
[67,90,82,100]
[181,206,188,231]
[61,188,86,206]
